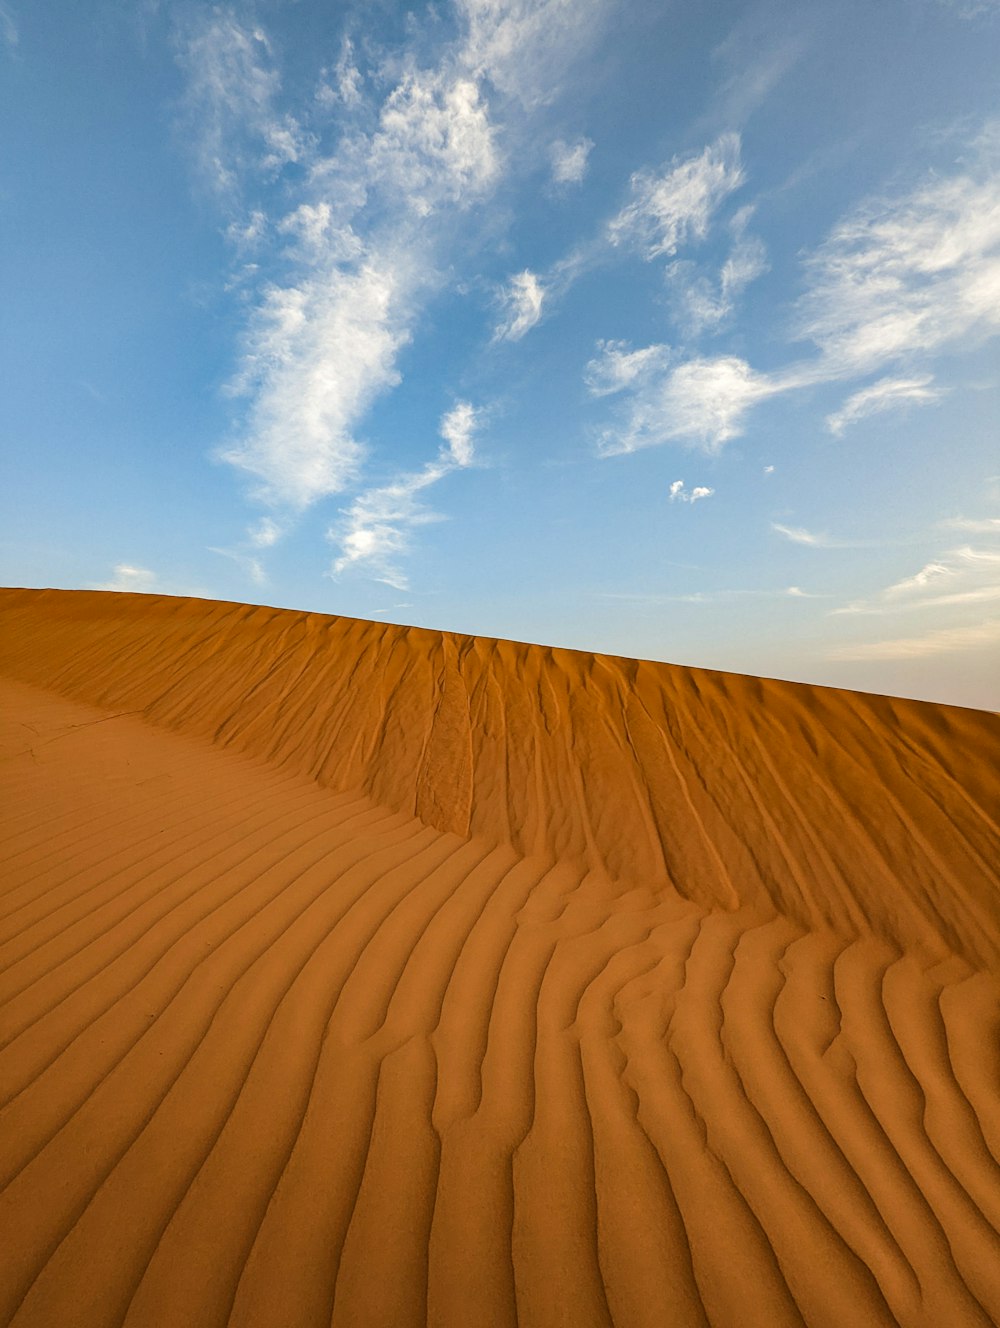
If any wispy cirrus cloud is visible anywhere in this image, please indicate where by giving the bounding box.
[457,0,611,108]
[328,401,482,588]
[497,133,749,346]
[177,1,613,587]
[550,136,593,185]
[493,269,546,341]
[588,343,782,453]
[797,125,1000,374]
[942,514,1000,533]
[667,232,768,335]
[176,12,309,200]
[608,132,745,259]
[588,122,1000,462]
[770,522,867,548]
[834,545,1000,615]
[826,374,944,435]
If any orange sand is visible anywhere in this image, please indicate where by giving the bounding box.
[1,586,998,1327]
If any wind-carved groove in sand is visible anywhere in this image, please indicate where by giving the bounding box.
[1,591,998,1328]
[6,827,467,1327]
[0,799,411,1178]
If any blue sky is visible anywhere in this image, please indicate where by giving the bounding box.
[2,0,999,709]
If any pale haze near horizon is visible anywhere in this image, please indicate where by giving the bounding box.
[1,0,998,710]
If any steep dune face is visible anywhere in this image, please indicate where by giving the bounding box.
[1,588,997,965]
[1,587,999,1328]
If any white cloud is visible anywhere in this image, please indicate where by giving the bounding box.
[494,269,546,341]
[369,70,500,216]
[457,0,610,108]
[669,480,715,504]
[771,522,845,548]
[584,340,672,396]
[328,401,481,587]
[439,400,480,465]
[834,545,1000,615]
[608,133,745,259]
[221,259,412,508]
[317,39,363,109]
[248,516,283,548]
[550,136,593,185]
[90,564,158,593]
[176,11,308,198]
[668,233,768,334]
[830,618,1000,660]
[721,234,768,300]
[798,130,1000,373]
[591,347,779,454]
[276,204,361,262]
[178,5,546,541]
[826,374,943,435]
[226,209,268,254]
[940,515,1000,533]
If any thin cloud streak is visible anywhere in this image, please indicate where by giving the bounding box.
[826,375,943,435]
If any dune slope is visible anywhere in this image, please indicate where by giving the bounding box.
[1,587,998,1327]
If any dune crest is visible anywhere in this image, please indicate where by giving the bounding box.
[1,588,998,1327]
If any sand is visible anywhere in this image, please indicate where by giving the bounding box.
[0,586,998,1327]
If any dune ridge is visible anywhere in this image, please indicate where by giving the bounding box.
[1,588,997,965]
[1,587,999,1327]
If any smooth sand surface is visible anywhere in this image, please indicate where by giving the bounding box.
[1,586,998,1327]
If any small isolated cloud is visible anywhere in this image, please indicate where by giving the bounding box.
[608,133,745,259]
[589,344,779,453]
[248,516,283,548]
[329,401,481,588]
[439,400,479,465]
[826,375,943,435]
[669,479,715,504]
[550,136,593,185]
[90,564,158,593]
[830,618,1000,660]
[494,269,545,341]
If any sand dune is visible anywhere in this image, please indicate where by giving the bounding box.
[1,587,998,1327]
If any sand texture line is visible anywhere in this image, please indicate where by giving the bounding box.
[1,588,998,1327]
